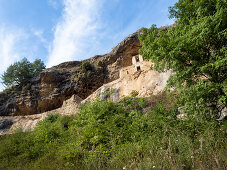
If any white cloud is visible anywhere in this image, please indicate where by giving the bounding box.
[47,0,103,67]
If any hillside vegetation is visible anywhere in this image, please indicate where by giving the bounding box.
[0,94,226,169]
[139,0,226,119]
[0,0,226,169]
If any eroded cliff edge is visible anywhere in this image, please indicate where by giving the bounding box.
[0,30,141,116]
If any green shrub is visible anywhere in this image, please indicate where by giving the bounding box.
[122,96,147,111]
[44,114,60,123]
[80,61,93,73]
[70,101,145,147]
[0,98,226,169]
[130,90,139,97]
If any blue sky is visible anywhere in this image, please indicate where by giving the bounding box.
[0,0,177,91]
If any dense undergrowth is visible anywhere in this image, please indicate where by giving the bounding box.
[0,94,226,169]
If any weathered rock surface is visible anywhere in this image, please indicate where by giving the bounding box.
[0,119,13,135]
[0,30,141,116]
[1,25,224,136]
[0,62,171,134]
[0,95,82,135]
[0,29,173,134]
[0,120,13,130]
[83,60,171,103]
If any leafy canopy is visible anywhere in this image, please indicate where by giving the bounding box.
[139,0,227,117]
[1,58,46,88]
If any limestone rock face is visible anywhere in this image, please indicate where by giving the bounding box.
[0,30,141,116]
[0,92,16,116]
[0,95,82,135]
[0,29,174,134]
[83,60,171,103]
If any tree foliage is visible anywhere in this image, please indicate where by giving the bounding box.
[1,58,46,88]
[139,0,227,118]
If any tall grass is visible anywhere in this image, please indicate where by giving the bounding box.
[0,95,226,169]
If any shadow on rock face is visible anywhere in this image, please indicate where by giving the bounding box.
[0,30,142,116]
[0,119,13,130]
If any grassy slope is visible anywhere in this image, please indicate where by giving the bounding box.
[0,93,226,170]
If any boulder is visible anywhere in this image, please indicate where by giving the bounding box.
[0,120,13,130]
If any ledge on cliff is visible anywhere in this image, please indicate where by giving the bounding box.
[0,30,141,116]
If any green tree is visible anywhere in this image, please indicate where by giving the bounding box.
[1,58,46,88]
[139,0,227,118]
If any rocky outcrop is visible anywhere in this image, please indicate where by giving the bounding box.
[0,119,13,135]
[0,95,82,135]
[0,30,141,116]
[0,120,13,130]
[0,61,172,134]
[0,29,174,134]
[83,60,171,103]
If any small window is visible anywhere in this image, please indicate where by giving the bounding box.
[137,66,141,71]
[136,57,139,62]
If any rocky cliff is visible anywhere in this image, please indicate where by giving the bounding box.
[0,30,141,116]
[0,29,174,135]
